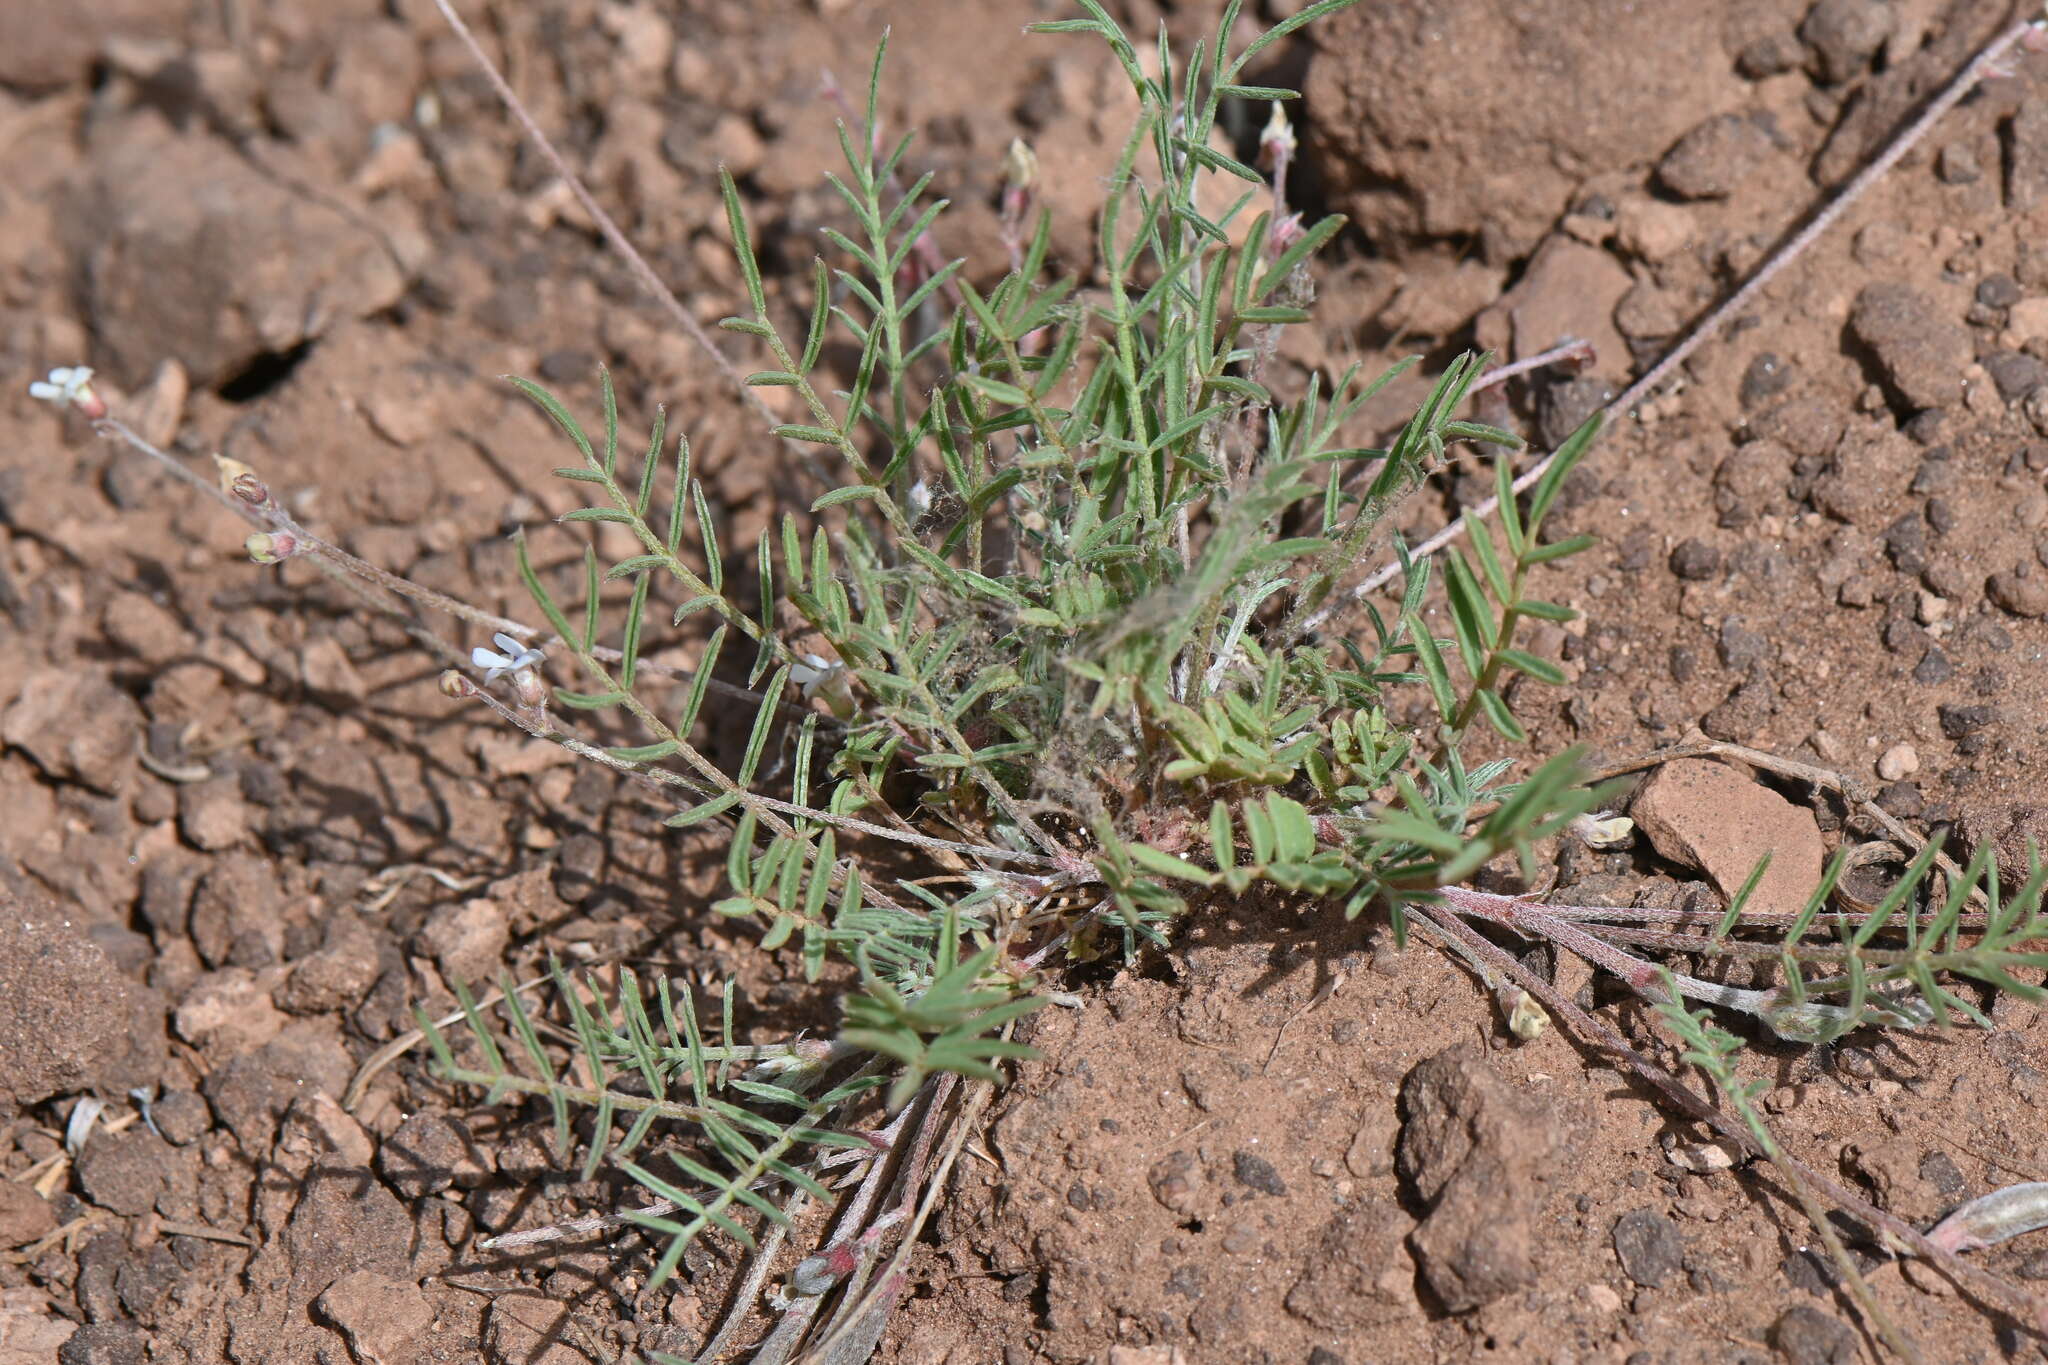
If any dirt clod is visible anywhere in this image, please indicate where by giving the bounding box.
[377,1112,493,1197]
[79,118,413,387]
[3,672,140,795]
[75,1127,177,1218]
[1798,0,1893,83]
[1397,1045,1558,1312]
[0,1182,58,1247]
[2007,98,2048,212]
[485,1291,595,1365]
[314,1270,435,1365]
[0,889,166,1117]
[1987,564,2048,617]
[415,898,511,988]
[56,1322,148,1365]
[1305,0,1740,260]
[1848,282,1969,413]
[1656,113,1775,200]
[1282,1198,1419,1331]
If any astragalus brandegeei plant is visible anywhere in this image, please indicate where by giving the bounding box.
[42,0,2048,1359]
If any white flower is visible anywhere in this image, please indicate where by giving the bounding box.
[789,650,855,719]
[472,632,545,684]
[788,651,842,696]
[28,366,104,416]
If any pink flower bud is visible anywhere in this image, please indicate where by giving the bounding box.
[245,530,300,563]
[230,473,271,507]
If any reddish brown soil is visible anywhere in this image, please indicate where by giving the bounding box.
[7,1,2048,1362]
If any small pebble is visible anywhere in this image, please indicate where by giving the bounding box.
[1979,274,2023,309]
[1668,538,1722,580]
[1937,142,1981,184]
[1877,743,1919,782]
[1911,647,1953,685]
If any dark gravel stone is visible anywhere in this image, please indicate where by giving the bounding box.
[1739,352,1795,408]
[1875,781,1924,818]
[1881,618,1922,655]
[1701,668,1776,742]
[1910,456,1955,494]
[1669,646,1697,683]
[537,349,594,383]
[1938,703,1995,739]
[1771,1304,1857,1364]
[1881,512,1926,573]
[1912,647,1953,685]
[1903,408,1947,444]
[1986,351,2048,403]
[1919,1150,1967,1201]
[1612,1207,1685,1287]
[1718,621,1768,669]
[1958,614,2014,651]
[1538,377,1620,449]
[1232,1150,1287,1197]
[1978,274,2023,309]
[1669,538,1722,580]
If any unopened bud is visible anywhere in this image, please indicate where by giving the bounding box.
[1260,101,1296,164]
[788,1242,859,1297]
[245,530,300,563]
[230,472,271,507]
[1002,137,1037,191]
[439,670,479,700]
[213,455,259,499]
[509,668,547,710]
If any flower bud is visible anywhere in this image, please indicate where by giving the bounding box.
[509,668,547,710]
[1002,137,1037,191]
[1259,101,1296,165]
[439,670,480,700]
[213,455,259,498]
[245,530,300,563]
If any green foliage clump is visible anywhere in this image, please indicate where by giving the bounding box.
[425,0,1602,1295]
